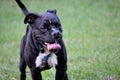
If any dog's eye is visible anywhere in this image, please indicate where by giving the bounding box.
[54,22,60,28]
[43,24,48,29]
[43,23,51,30]
[59,28,63,32]
[40,28,46,34]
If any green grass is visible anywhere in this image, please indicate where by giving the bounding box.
[0,0,120,80]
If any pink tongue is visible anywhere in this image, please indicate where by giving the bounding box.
[45,43,61,51]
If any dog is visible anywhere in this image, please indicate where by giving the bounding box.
[15,0,68,80]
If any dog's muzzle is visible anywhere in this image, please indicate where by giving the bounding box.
[51,28,62,41]
[41,28,62,52]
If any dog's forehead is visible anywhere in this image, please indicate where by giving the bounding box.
[41,13,59,22]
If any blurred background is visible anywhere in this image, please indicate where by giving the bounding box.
[0,0,120,80]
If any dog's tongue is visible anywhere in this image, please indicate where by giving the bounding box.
[45,43,61,51]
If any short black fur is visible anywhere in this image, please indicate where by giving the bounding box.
[15,0,68,80]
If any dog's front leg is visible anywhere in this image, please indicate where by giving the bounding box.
[55,66,68,80]
[55,40,68,80]
[55,43,68,80]
[30,68,42,80]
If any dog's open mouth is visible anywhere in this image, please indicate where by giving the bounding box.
[45,42,61,52]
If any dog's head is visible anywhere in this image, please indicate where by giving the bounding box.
[24,10,63,52]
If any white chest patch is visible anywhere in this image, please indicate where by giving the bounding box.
[35,51,58,68]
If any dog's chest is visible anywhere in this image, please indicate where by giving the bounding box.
[35,51,58,68]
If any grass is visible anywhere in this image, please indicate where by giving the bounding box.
[0,0,120,80]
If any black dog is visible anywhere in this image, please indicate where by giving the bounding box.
[15,0,68,80]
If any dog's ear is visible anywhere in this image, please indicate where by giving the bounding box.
[47,10,57,14]
[24,13,39,24]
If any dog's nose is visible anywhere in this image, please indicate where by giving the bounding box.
[52,28,62,40]
[52,31,61,39]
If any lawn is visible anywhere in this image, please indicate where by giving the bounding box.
[0,0,120,80]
